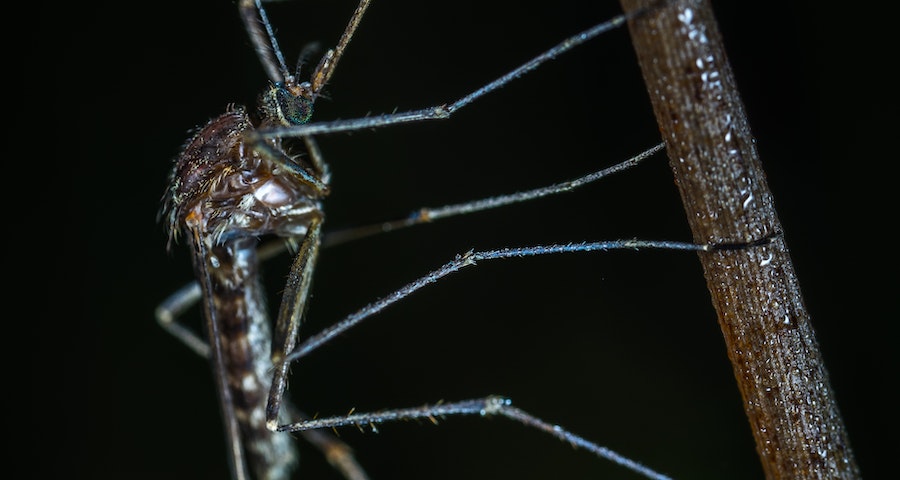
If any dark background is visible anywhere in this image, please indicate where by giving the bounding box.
[53,0,882,478]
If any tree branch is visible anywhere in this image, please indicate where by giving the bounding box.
[619,1,860,478]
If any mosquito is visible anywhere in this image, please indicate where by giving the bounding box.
[157,1,764,479]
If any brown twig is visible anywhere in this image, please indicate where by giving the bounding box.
[618,1,860,478]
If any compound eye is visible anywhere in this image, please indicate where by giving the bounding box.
[275,84,313,125]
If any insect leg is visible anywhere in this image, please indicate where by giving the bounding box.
[277,396,673,480]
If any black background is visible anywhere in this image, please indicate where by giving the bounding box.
[53,0,883,478]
